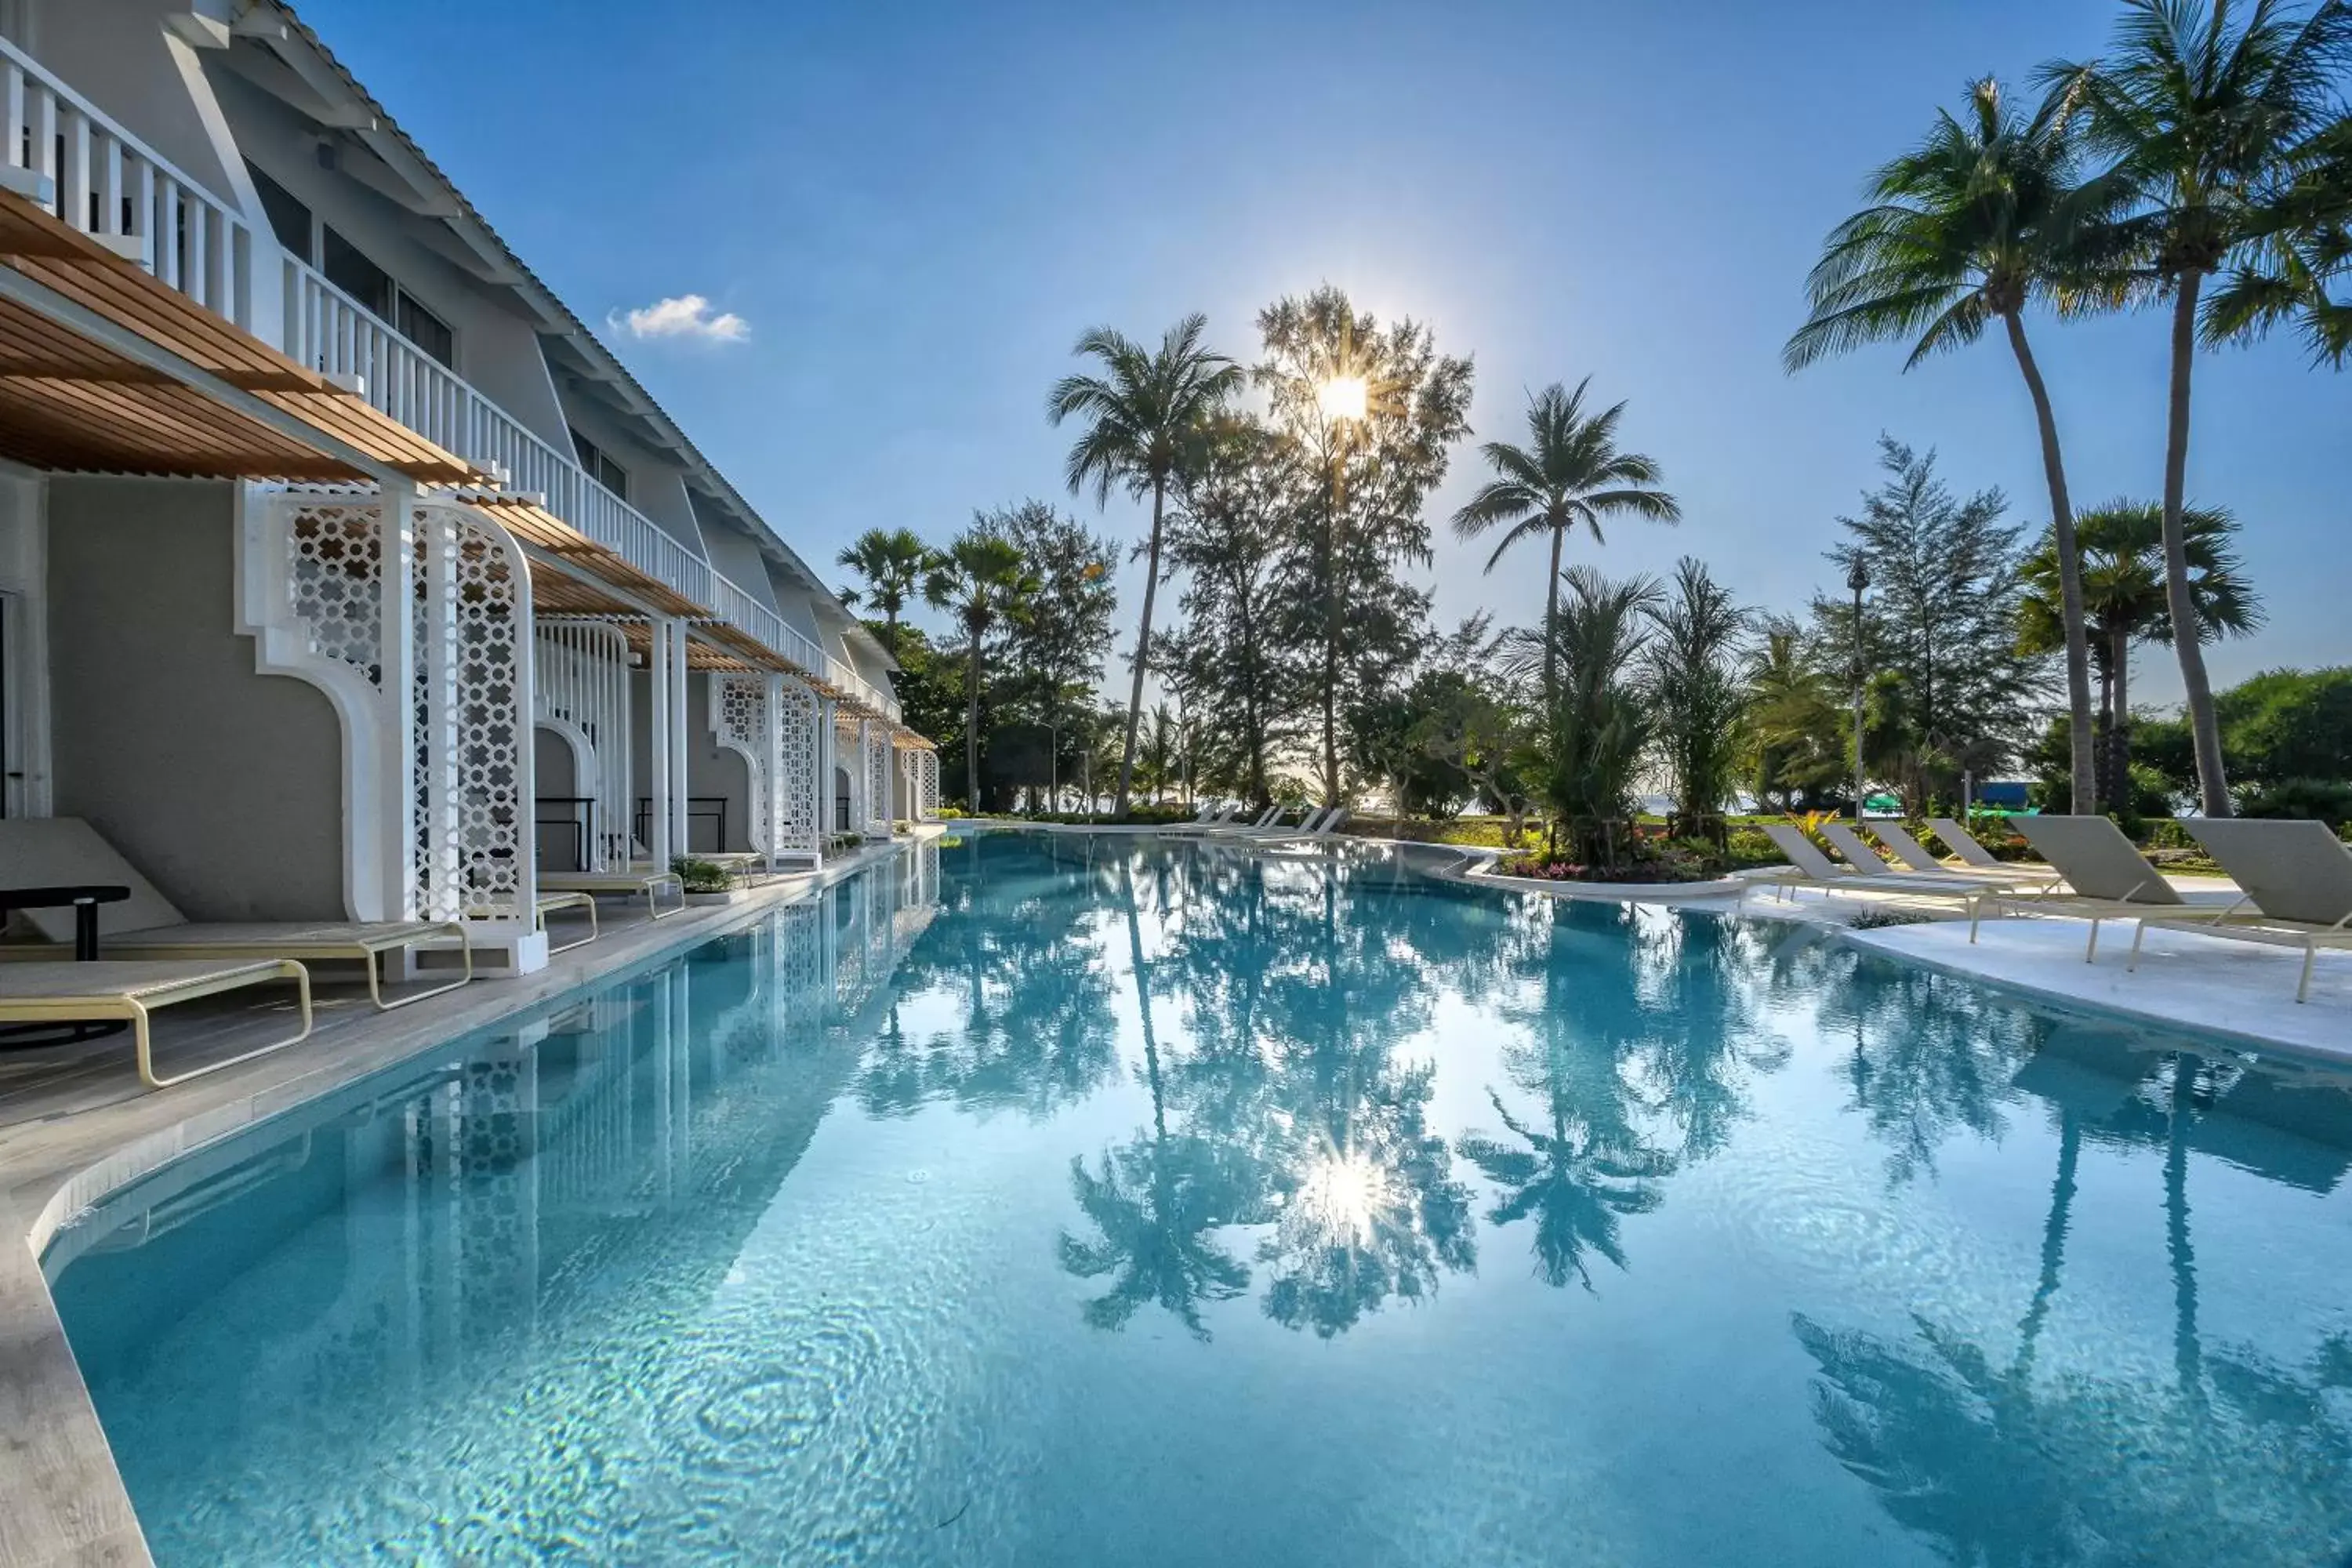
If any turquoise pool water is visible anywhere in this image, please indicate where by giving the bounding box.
[46,834,2352,1566]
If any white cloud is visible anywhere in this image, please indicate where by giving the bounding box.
[612,293,749,344]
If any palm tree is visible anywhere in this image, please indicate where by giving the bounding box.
[1450,379,1679,721]
[1788,75,2125,816]
[924,528,1032,810]
[833,526,932,662]
[1048,314,1243,817]
[2018,499,2263,805]
[2208,114,2352,359]
[2038,0,2352,816]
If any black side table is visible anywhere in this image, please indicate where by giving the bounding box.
[0,884,131,1046]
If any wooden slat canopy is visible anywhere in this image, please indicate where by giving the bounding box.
[0,188,477,483]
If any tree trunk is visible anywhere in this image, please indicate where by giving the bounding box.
[2005,311,2097,816]
[2095,653,2116,815]
[964,629,982,814]
[1322,443,1343,806]
[2111,623,2133,814]
[2162,274,2230,817]
[1115,476,1167,818]
[1544,522,1564,720]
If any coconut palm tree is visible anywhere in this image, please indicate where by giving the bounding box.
[2018,500,2263,805]
[1049,314,1243,817]
[1450,379,1679,721]
[833,526,933,662]
[2038,0,2352,816]
[924,528,1032,810]
[1788,76,2129,816]
[2207,114,2352,360]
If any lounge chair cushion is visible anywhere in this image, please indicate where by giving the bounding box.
[1926,817,2006,869]
[2013,816,2182,906]
[85,921,448,955]
[2187,818,2352,927]
[0,958,289,1000]
[0,817,187,942]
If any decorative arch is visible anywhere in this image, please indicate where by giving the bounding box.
[238,485,535,923]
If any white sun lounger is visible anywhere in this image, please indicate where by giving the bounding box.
[539,868,686,920]
[2127,818,2352,1002]
[1926,817,2060,877]
[1817,822,2032,890]
[1969,815,2198,960]
[0,818,470,1010]
[1875,819,2057,880]
[0,959,312,1089]
[1744,823,1993,907]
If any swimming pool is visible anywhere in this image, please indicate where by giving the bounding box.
[45,833,2352,1565]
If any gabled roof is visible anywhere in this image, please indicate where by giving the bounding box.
[230,0,896,673]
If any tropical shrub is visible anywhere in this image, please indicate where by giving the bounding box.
[2238,778,2352,827]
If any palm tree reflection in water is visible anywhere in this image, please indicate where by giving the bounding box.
[877,837,2352,1562]
[1797,1044,2352,1566]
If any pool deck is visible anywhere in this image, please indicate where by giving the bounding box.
[4,826,2345,1567]
[0,833,935,1568]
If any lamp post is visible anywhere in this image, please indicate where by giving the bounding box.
[1847,558,1870,822]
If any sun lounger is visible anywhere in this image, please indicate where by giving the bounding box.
[474,891,598,955]
[539,868,685,920]
[1174,804,1287,837]
[1967,815,2191,960]
[1926,817,2059,877]
[0,959,312,1088]
[0,818,470,1009]
[2125,818,2352,1002]
[1876,819,2057,880]
[1743,823,1992,907]
[1818,822,2032,889]
[1266,805,1350,841]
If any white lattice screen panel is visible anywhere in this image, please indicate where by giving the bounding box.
[285,503,386,684]
[864,723,891,834]
[258,491,533,923]
[775,678,822,858]
[710,673,771,855]
[423,507,531,920]
[916,749,938,820]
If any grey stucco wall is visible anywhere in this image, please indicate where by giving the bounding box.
[625,668,750,855]
[46,478,346,920]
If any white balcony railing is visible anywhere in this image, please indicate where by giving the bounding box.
[1,35,897,721]
[2,36,256,333]
[284,257,897,717]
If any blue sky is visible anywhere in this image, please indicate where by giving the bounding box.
[307,0,2347,702]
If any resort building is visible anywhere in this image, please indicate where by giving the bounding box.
[0,0,938,975]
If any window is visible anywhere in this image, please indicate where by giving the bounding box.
[320,226,392,318]
[320,226,457,369]
[248,163,314,263]
[396,295,456,368]
[569,428,628,499]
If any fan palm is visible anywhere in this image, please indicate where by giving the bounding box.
[2019,499,2263,804]
[834,526,932,662]
[1788,75,2127,815]
[1049,314,1243,816]
[924,529,1033,809]
[2038,0,2352,816]
[1450,379,1679,720]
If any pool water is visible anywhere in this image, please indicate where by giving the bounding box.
[46,834,2352,1566]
